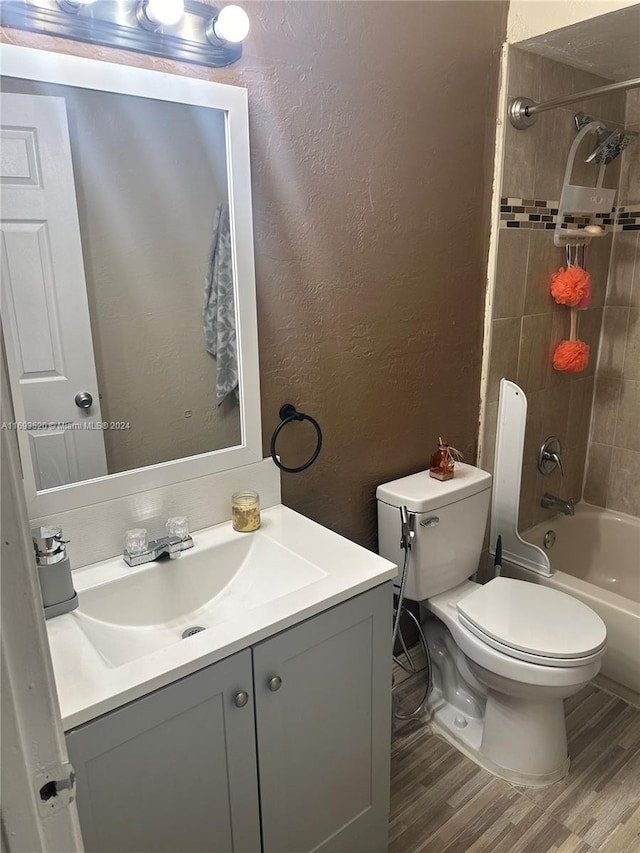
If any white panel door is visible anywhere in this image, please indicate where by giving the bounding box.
[1,92,108,490]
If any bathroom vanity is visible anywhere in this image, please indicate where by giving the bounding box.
[66,585,389,853]
[48,506,395,853]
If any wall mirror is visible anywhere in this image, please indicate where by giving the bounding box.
[0,45,262,518]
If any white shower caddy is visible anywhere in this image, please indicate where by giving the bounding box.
[554,120,616,247]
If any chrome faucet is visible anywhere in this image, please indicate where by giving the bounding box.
[541,493,575,517]
[124,517,193,566]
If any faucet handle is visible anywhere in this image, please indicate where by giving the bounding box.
[538,436,564,476]
[125,528,148,556]
[545,450,564,476]
[166,516,189,540]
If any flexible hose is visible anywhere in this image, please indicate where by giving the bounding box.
[392,530,432,720]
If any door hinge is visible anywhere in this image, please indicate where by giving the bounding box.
[34,762,76,817]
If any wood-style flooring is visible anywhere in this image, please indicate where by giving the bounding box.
[390,668,640,853]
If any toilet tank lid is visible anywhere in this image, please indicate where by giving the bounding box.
[376,462,492,513]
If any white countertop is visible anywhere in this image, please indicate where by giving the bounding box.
[47,506,397,730]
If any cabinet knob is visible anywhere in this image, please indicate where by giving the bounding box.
[234,691,249,708]
[268,676,282,692]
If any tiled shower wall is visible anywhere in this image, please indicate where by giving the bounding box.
[584,89,640,518]
[480,48,626,531]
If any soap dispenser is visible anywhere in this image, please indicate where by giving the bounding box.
[32,526,79,619]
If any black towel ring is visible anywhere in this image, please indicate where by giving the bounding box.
[270,404,323,473]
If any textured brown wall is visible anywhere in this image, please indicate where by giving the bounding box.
[2,1,507,549]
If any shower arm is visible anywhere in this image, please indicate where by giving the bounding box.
[509,76,640,129]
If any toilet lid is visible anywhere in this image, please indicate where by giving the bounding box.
[457,577,607,661]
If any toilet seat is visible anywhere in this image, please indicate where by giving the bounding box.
[456,577,607,668]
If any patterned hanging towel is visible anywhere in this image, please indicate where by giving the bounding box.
[203,202,238,405]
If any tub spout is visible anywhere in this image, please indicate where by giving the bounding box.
[541,493,575,516]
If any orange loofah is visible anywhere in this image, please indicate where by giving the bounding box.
[552,339,589,372]
[550,266,591,307]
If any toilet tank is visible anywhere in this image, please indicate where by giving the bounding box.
[376,462,492,601]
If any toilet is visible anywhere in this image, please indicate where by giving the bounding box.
[377,462,607,787]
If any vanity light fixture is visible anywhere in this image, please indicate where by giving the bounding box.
[1,1,249,68]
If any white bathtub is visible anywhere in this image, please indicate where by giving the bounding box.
[503,503,640,704]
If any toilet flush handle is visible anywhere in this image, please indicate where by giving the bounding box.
[420,516,440,528]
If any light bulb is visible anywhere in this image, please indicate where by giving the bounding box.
[144,0,184,27]
[213,5,250,43]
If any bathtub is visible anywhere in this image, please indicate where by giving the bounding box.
[502,503,640,704]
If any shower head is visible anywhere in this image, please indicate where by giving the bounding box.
[586,125,638,164]
[574,112,638,165]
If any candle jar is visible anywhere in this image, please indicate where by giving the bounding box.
[232,490,261,532]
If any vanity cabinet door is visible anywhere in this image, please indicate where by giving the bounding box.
[252,582,392,853]
[66,649,260,853]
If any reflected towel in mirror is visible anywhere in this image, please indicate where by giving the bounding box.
[203,202,237,404]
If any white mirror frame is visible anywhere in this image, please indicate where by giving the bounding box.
[1,44,263,518]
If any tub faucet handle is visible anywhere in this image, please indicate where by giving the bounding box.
[538,436,564,476]
[545,450,563,475]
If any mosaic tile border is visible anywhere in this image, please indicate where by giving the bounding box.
[499,197,640,232]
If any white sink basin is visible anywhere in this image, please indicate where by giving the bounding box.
[47,506,397,730]
[73,530,326,667]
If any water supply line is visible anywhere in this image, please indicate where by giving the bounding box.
[391,506,431,720]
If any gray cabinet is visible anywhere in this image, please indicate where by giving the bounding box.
[254,582,391,853]
[66,649,261,853]
[67,583,391,853]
